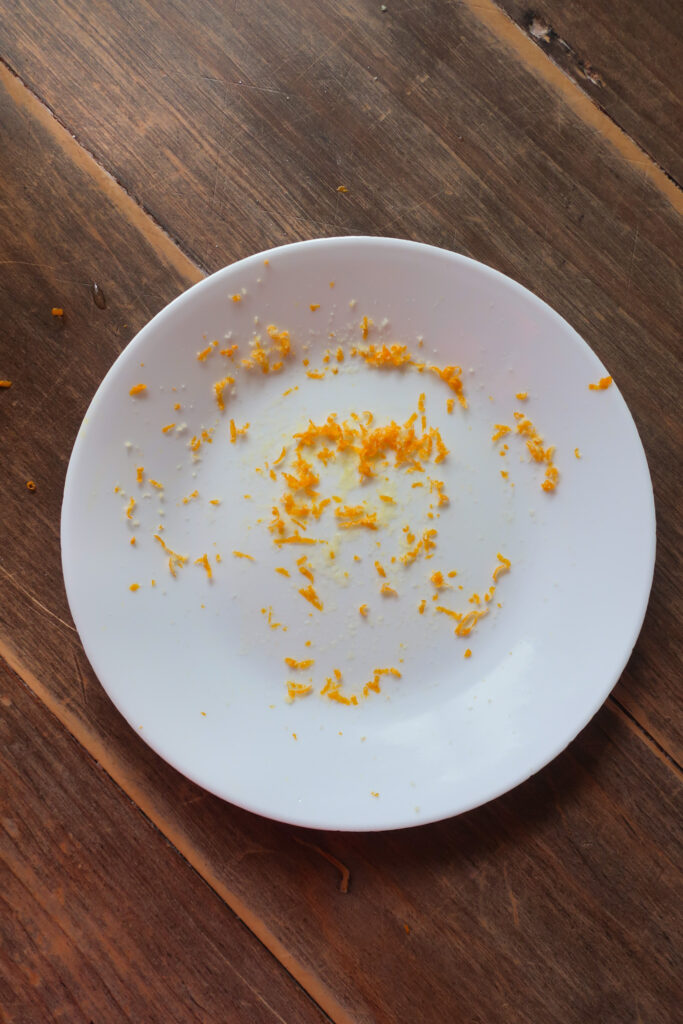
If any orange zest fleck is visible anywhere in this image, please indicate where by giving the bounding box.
[309,303,321,312]
[232,550,254,560]
[197,340,218,361]
[26,480,36,491]
[298,584,323,610]
[286,682,312,699]
[380,583,398,597]
[284,657,315,669]
[515,391,528,401]
[214,375,235,411]
[359,604,369,617]
[492,553,511,583]
[129,383,147,396]
[162,423,176,433]
[589,375,612,390]
[129,583,140,591]
[275,567,290,577]
[231,294,242,302]
[0,380,12,388]
[51,307,64,316]
[195,553,213,579]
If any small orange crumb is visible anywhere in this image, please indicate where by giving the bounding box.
[162,423,176,433]
[231,294,242,302]
[359,604,369,617]
[309,303,321,311]
[26,480,36,491]
[292,733,298,740]
[126,496,135,519]
[360,315,372,339]
[149,479,163,490]
[446,397,455,413]
[306,369,325,379]
[500,470,508,478]
[136,466,144,484]
[129,583,140,592]
[371,791,379,798]
[51,307,64,316]
[374,560,386,578]
[0,380,12,388]
[182,489,199,504]
[464,648,472,658]
[275,567,290,577]
[151,579,156,586]
[129,383,147,396]
[516,391,528,400]
[263,259,269,266]
[589,375,612,390]
[330,281,335,288]
[574,447,581,459]
[130,537,136,546]
[418,598,426,614]
[174,402,181,411]
[492,424,511,442]
[233,550,254,560]
[336,185,348,192]
[379,494,395,504]
[209,499,220,505]
[380,584,398,597]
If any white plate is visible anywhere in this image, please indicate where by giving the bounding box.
[61,237,655,830]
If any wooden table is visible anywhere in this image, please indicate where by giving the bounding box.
[1,2,681,1020]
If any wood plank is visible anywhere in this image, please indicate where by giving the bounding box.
[0,72,681,1022]
[3,605,681,1024]
[0,23,682,1024]
[1,0,681,753]
[0,659,328,1024]
[495,0,683,183]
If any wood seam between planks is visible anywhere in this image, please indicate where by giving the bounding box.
[609,696,682,777]
[463,0,682,212]
[0,59,205,289]
[0,636,352,1024]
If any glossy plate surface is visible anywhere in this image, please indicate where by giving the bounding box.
[62,237,655,830]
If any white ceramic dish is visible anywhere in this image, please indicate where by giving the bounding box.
[61,237,655,830]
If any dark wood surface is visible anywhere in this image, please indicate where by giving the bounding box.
[1,2,681,1021]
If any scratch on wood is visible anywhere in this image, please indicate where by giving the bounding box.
[71,647,87,705]
[0,563,78,637]
[503,863,520,928]
[294,837,350,893]
[456,0,682,211]
[626,224,640,288]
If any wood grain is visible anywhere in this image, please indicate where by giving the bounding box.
[1,5,682,1022]
[0,660,328,1024]
[3,597,681,1024]
[1,0,681,753]
[496,0,683,183]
